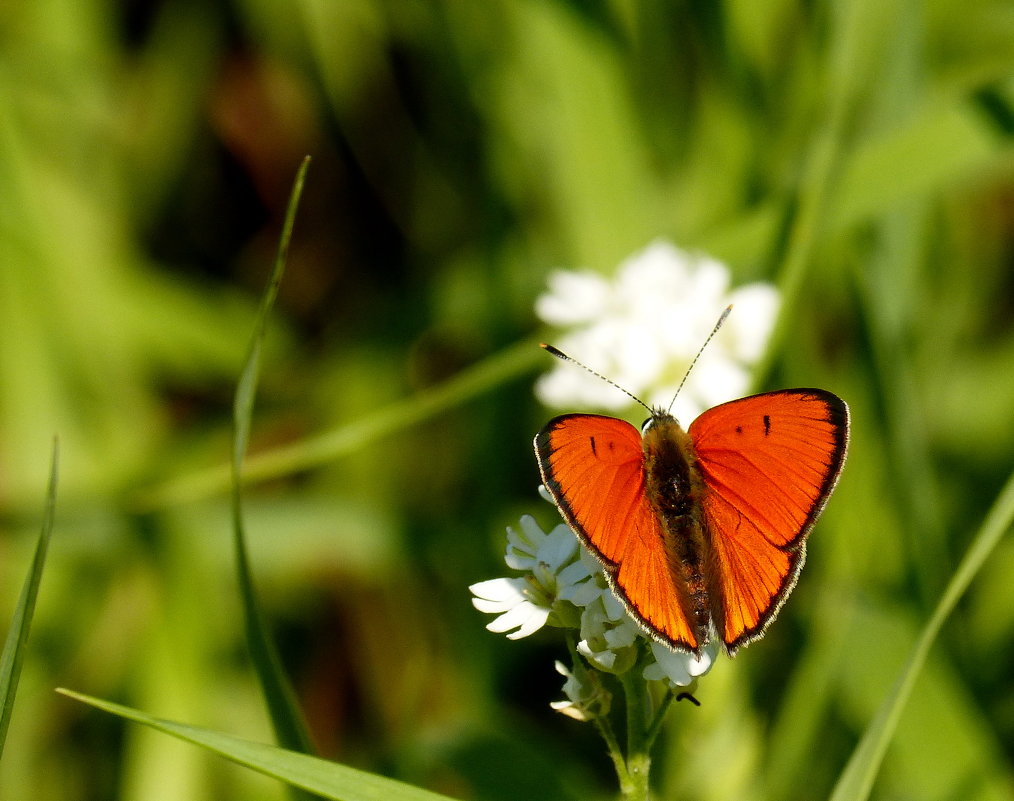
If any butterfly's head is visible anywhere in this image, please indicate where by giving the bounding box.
[640,408,678,435]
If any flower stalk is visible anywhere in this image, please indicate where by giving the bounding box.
[619,662,653,801]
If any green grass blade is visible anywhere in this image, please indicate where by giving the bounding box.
[829,467,1014,801]
[55,689,460,801]
[0,438,59,757]
[231,157,316,762]
[135,334,544,509]
[234,156,310,469]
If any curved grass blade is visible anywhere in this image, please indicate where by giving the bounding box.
[56,689,459,801]
[135,334,544,509]
[0,438,59,757]
[232,157,316,763]
[829,467,1014,801]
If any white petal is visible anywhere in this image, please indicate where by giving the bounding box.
[508,516,562,570]
[658,313,702,358]
[688,640,719,677]
[579,599,609,638]
[618,241,691,295]
[486,601,540,634]
[578,546,604,573]
[470,577,527,606]
[505,514,547,564]
[642,662,666,682]
[691,358,749,408]
[727,283,780,361]
[686,254,731,305]
[601,591,627,621]
[646,642,694,686]
[505,524,533,555]
[535,365,631,411]
[644,640,718,686]
[472,597,509,614]
[535,270,610,325]
[557,559,593,587]
[539,526,578,569]
[669,395,706,428]
[603,620,638,649]
[506,605,551,639]
[503,552,535,571]
[612,324,665,391]
[578,641,617,670]
[561,579,602,607]
[519,514,549,542]
[534,369,584,408]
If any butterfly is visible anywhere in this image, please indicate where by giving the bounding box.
[534,331,849,657]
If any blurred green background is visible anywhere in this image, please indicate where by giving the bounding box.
[1,1,1013,799]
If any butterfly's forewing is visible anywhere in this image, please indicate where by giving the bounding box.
[688,389,849,653]
[535,415,701,652]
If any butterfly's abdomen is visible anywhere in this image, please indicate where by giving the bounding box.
[643,417,711,638]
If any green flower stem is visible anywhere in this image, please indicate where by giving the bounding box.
[577,640,681,801]
[618,667,652,801]
[643,687,676,747]
[594,714,629,793]
[563,634,630,788]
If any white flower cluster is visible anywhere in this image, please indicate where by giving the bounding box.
[470,514,717,720]
[535,239,780,423]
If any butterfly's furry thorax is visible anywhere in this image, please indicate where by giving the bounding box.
[641,413,713,643]
[641,413,704,520]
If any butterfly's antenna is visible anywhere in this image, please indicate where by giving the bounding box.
[666,305,733,414]
[540,343,653,414]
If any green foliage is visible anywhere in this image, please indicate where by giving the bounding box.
[0,1,1012,799]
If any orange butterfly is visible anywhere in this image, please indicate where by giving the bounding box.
[534,330,849,657]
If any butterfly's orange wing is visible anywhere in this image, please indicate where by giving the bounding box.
[689,389,849,654]
[535,415,701,652]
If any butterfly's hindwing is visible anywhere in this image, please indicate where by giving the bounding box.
[689,389,849,652]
